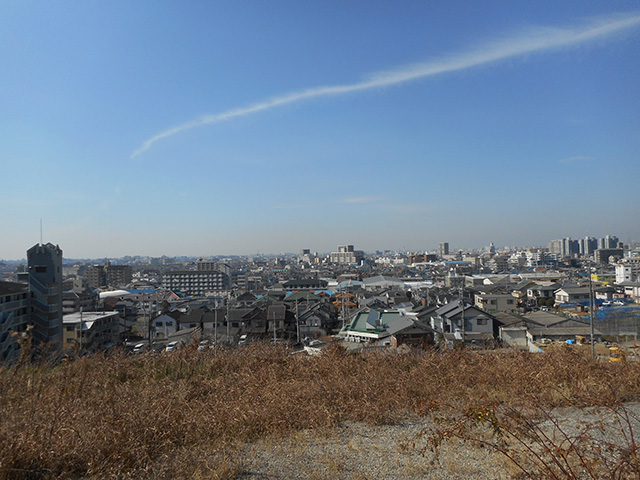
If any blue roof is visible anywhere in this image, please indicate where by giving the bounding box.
[314,289,335,296]
[126,288,157,294]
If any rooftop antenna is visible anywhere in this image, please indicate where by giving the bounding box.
[40,218,43,245]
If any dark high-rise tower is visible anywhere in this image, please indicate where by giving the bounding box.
[27,243,63,354]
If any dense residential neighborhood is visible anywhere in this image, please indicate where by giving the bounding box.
[1,235,640,363]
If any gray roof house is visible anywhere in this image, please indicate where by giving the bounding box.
[431,300,498,345]
[499,310,603,351]
[554,287,591,305]
[361,276,405,291]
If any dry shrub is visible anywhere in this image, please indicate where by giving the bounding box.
[1,343,640,478]
[414,400,640,479]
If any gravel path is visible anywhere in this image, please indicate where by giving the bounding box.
[238,404,640,479]
[239,419,513,479]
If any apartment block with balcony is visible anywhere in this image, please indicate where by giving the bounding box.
[0,281,30,363]
[162,269,231,296]
[196,259,231,276]
[330,245,364,265]
[83,262,132,289]
[62,311,121,354]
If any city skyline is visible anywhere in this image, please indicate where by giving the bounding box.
[2,2,639,259]
[0,232,633,263]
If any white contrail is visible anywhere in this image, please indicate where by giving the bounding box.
[131,13,640,159]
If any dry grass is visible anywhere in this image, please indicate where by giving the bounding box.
[1,343,639,478]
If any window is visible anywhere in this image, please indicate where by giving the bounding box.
[66,326,74,332]
[477,318,487,325]
[35,266,47,273]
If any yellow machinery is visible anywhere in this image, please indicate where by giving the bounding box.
[609,346,624,362]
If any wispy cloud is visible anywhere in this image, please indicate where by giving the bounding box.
[131,13,640,159]
[559,155,595,164]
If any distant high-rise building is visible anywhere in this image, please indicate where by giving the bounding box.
[196,258,231,276]
[550,238,579,257]
[438,242,449,257]
[579,237,598,256]
[330,245,364,265]
[163,268,231,295]
[605,235,619,249]
[27,243,63,354]
[548,239,563,255]
[299,249,316,265]
[83,262,132,289]
[561,237,579,257]
[596,235,620,250]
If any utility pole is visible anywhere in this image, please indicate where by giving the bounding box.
[146,302,152,348]
[79,307,83,354]
[226,291,231,344]
[295,299,300,344]
[272,310,277,343]
[459,282,466,344]
[589,268,595,357]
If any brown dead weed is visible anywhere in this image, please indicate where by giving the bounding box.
[1,343,639,478]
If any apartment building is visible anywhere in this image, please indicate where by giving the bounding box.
[616,257,640,283]
[162,269,231,296]
[594,248,624,265]
[330,245,364,265]
[196,258,231,276]
[0,281,30,363]
[63,311,120,354]
[83,262,132,289]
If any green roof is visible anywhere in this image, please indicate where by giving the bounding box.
[285,291,321,302]
[341,310,404,335]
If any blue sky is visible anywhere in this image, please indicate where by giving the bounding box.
[1,1,639,259]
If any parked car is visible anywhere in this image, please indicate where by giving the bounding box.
[165,341,181,353]
[132,343,146,354]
